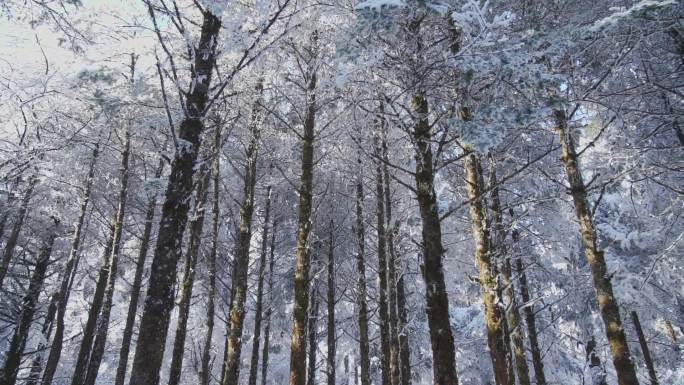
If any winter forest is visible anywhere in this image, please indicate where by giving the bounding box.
[0,0,682,384]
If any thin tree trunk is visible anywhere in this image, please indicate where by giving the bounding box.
[221,81,264,385]
[395,270,410,385]
[354,149,371,385]
[307,267,320,385]
[288,30,318,385]
[513,247,546,385]
[373,123,392,385]
[0,217,59,385]
[0,174,37,290]
[411,92,458,385]
[42,145,99,385]
[247,186,272,385]
[631,312,659,385]
[113,156,164,385]
[260,215,277,385]
[25,294,58,385]
[555,109,639,385]
[488,157,530,385]
[81,131,131,385]
[326,220,336,385]
[200,127,222,385]
[463,150,511,385]
[128,10,221,385]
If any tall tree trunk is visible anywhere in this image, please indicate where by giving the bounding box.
[0,217,59,385]
[113,155,164,385]
[200,127,222,385]
[307,265,320,385]
[0,174,37,290]
[555,109,639,385]
[512,242,546,385]
[631,312,659,385]
[395,269,411,385]
[167,161,212,385]
[247,187,272,385]
[381,123,402,385]
[354,157,372,385]
[260,215,277,385]
[373,122,392,385]
[326,221,336,385]
[128,11,221,385]
[488,157,530,385]
[25,293,58,385]
[42,145,99,385]
[69,223,117,385]
[463,150,511,385]
[221,81,264,385]
[288,31,318,385]
[411,92,458,385]
[81,131,131,385]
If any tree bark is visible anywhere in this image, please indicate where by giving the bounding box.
[0,174,37,290]
[221,81,264,385]
[555,109,639,385]
[288,30,318,385]
[354,157,372,385]
[0,217,59,385]
[81,131,131,385]
[113,155,164,385]
[200,127,222,385]
[261,214,277,385]
[411,92,458,385]
[307,262,320,385]
[326,220,336,385]
[247,186,272,385]
[463,150,511,385]
[42,145,99,385]
[631,311,659,385]
[128,10,221,385]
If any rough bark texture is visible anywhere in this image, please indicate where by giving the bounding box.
[221,81,264,385]
[113,156,164,385]
[82,131,131,385]
[0,217,58,385]
[260,215,277,385]
[247,187,272,385]
[128,11,221,385]
[167,160,212,385]
[555,109,639,385]
[200,127,222,385]
[411,92,458,385]
[42,146,99,385]
[288,31,318,385]
[0,174,37,290]
[326,221,336,385]
[631,311,659,385]
[354,159,371,385]
[464,150,511,385]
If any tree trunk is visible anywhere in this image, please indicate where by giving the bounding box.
[395,270,411,385]
[326,221,336,385]
[463,150,511,385]
[354,157,372,385]
[307,266,320,385]
[81,131,131,385]
[555,109,639,385]
[0,174,37,290]
[411,92,458,385]
[200,127,222,385]
[288,31,318,385]
[113,155,164,385]
[25,293,58,385]
[487,157,530,385]
[128,11,221,385]
[373,123,392,385]
[631,311,659,385]
[41,145,99,385]
[513,246,546,385]
[167,159,212,385]
[260,215,278,385]
[221,81,264,385]
[0,217,59,385]
[247,186,272,385]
